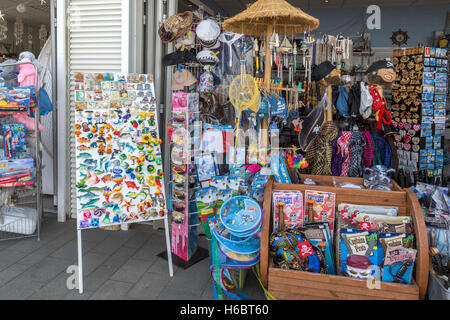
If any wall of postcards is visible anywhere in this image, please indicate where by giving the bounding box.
[72,72,167,230]
[392,46,448,179]
[170,92,200,261]
[420,47,447,178]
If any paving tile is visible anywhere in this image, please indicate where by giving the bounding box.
[80,228,111,244]
[110,258,153,283]
[20,256,71,283]
[0,249,30,271]
[0,263,31,287]
[88,232,136,255]
[50,238,98,260]
[18,245,62,266]
[131,237,167,262]
[0,275,44,300]
[28,271,72,300]
[80,251,110,276]
[164,258,211,293]
[102,245,139,269]
[122,232,151,249]
[147,256,179,275]
[83,265,120,292]
[89,280,133,300]
[127,272,171,300]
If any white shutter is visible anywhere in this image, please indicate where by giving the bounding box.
[67,0,129,217]
[68,0,129,73]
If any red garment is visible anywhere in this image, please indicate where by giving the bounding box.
[369,85,392,130]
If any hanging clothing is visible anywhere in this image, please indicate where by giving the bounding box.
[335,86,350,118]
[309,121,339,176]
[331,131,343,176]
[362,130,374,168]
[217,32,253,76]
[337,131,352,177]
[348,82,361,118]
[368,85,392,130]
[348,131,366,177]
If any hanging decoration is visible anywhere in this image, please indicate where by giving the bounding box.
[0,17,7,42]
[0,10,5,22]
[16,3,27,14]
[14,16,24,47]
[27,26,33,51]
[390,29,409,47]
[39,24,47,50]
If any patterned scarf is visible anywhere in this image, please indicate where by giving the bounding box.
[331,131,343,176]
[348,131,366,177]
[362,130,374,168]
[309,121,339,176]
[337,131,352,177]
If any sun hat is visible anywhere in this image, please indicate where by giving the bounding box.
[172,69,197,91]
[196,19,221,49]
[196,50,219,66]
[162,49,197,67]
[158,11,194,43]
[311,61,336,82]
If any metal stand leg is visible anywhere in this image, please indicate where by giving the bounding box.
[77,229,83,294]
[163,216,173,277]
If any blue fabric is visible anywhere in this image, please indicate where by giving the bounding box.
[336,86,350,117]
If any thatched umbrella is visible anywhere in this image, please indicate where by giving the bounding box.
[223,0,319,83]
[223,0,319,152]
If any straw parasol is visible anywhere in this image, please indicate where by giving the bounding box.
[223,0,320,154]
[222,0,319,37]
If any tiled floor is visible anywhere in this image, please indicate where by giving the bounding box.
[0,213,265,300]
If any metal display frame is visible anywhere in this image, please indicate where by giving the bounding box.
[0,60,43,242]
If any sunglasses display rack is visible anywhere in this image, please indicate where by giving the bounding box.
[169,92,208,266]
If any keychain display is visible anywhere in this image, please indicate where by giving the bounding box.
[73,73,167,230]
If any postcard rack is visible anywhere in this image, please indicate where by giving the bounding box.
[0,60,43,241]
[260,175,429,300]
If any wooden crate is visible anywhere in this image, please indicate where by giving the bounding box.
[260,176,429,300]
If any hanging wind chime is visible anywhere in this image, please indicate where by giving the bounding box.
[14,16,24,47]
[0,16,7,42]
[39,24,48,49]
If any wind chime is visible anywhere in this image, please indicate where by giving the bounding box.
[14,16,24,47]
[39,24,47,49]
[0,17,7,42]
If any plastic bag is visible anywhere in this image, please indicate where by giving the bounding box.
[299,91,330,151]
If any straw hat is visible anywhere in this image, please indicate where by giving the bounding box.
[172,69,197,91]
[158,11,194,43]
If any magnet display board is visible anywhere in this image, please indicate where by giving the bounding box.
[73,73,167,229]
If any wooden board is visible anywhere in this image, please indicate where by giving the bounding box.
[260,176,428,300]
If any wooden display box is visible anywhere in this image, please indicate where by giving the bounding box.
[261,175,429,300]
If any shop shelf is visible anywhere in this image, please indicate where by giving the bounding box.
[260,176,429,300]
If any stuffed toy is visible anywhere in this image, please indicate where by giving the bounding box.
[13,113,43,131]
[18,58,39,87]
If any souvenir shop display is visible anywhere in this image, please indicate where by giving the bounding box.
[157,0,440,301]
[0,59,42,242]
[260,178,429,300]
[392,46,448,187]
[71,72,173,294]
